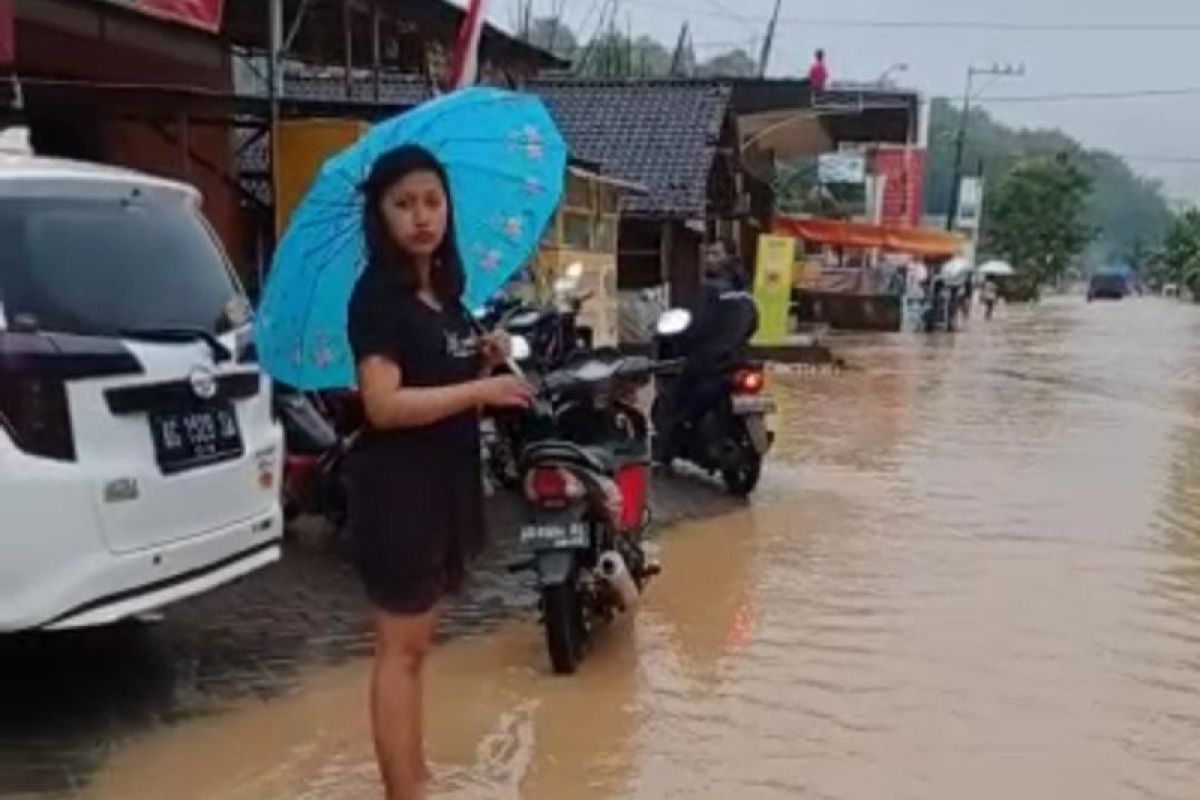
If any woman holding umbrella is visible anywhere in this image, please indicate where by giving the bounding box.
[254,89,567,799]
[350,145,531,798]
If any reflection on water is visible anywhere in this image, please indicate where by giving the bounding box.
[89,299,1200,799]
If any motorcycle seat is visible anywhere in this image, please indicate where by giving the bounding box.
[522,440,616,476]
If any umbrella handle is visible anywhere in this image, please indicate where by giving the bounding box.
[470,315,528,382]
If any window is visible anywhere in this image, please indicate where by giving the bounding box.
[0,197,242,337]
[562,211,593,250]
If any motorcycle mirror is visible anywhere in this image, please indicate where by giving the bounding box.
[510,335,532,362]
[656,308,693,337]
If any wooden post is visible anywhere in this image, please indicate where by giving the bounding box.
[343,0,353,98]
[371,0,382,103]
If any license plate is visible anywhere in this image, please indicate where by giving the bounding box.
[733,395,776,416]
[520,522,589,550]
[745,416,773,454]
[150,403,244,475]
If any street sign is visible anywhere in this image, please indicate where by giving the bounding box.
[957,176,984,230]
[818,152,867,185]
[752,234,795,346]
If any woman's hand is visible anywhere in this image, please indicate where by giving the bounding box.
[475,375,533,409]
[479,331,511,373]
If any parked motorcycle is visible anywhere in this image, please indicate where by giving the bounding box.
[651,292,775,496]
[511,344,670,674]
[480,263,595,490]
[274,384,354,533]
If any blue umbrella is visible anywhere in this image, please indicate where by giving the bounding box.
[254,87,567,390]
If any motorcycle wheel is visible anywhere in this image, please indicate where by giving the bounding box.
[722,439,763,497]
[543,584,585,675]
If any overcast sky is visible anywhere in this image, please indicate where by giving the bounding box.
[482,0,1200,203]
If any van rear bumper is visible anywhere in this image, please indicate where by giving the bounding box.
[1,509,282,631]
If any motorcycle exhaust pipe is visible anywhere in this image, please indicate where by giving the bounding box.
[597,550,640,611]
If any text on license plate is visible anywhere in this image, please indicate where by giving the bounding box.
[520,522,589,549]
[151,404,243,474]
[733,395,775,415]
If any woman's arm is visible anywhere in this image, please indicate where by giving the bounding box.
[357,356,530,430]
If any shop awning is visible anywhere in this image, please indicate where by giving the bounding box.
[773,216,962,259]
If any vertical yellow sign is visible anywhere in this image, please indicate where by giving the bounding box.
[752,234,794,345]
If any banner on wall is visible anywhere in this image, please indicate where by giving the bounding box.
[100,0,225,33]
[871,145,925,228]
[0,0,13,65]
[752,234,795,346]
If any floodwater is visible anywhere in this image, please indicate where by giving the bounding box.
[83,298,1200,799]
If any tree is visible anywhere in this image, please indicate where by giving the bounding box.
[525,16,579,60]
[1163,209,1200,298]
[697,49,758,78]
[923,98,1171,263]
[984,154,1095,299]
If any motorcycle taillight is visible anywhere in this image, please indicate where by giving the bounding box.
[524,466,586,504]
[0,374,75,460]
[732,368,765,395]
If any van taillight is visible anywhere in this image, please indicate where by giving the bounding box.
[0,375,75,460]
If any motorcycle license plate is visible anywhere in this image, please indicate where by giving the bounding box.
[745,416,772,455]
[732,395,776,416]
[520,522,589,550]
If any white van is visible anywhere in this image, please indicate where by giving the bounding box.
[0,147,283,631]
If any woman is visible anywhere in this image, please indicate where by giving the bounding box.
[347,145,531,800]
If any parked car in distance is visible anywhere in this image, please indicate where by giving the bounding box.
[0,146,283,631]
[1087,272,1131,302]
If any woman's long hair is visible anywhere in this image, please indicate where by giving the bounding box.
[361,145,465,307]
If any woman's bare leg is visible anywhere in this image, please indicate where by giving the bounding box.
[372,607,438,800]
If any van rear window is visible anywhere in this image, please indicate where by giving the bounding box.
[0,197,243,337]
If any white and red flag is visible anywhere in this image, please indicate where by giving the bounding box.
[446,0,489,90]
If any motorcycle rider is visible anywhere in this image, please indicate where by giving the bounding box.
[654,238,758,463]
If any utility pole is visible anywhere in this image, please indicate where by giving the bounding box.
[670,22,690,76]
[758,0,783,78]
[945,62,1024,230]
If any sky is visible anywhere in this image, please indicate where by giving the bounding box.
[482,0,1200,203]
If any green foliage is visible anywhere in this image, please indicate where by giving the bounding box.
[695,49,758,78]
[924,99,1172,265]
[1163,209,1200,298]
[525,17,754,79]
[984,155,1095,298]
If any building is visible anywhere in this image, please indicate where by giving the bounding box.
[1,0,563,276]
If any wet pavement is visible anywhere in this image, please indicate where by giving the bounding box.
[10,297,1200,799]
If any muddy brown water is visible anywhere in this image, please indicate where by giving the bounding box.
[78,299,1200,799]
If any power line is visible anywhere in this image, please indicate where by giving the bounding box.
[936,86,1200,105]
[616,0,1200,33]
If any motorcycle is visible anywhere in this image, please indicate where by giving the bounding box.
[510,342,670,674]
[651,293,776,496]
[480,263,594,490]
[274,384,355,533]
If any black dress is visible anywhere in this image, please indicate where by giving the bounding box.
[345,267,485,615]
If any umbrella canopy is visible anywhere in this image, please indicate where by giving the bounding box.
[254,87,567,390]
[979,260,1015,277]
[936,256,974,284]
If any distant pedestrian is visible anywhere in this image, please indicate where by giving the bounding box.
[808,49,829,92]
[982,279,999,320]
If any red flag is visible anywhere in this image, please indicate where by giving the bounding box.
[446,0,489,89]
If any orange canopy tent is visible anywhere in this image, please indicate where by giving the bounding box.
[773,216,963,259]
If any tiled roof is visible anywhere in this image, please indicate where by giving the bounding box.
[528,80,733,218]
[236,74,734,219]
